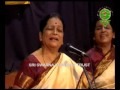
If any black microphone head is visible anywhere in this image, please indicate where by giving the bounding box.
[66,43,71,47]
[65,43,72,51]
[65,43,89,57]
[65,43,79,55]
[65,43,70,51]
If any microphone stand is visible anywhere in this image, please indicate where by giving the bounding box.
[76,55,93,89]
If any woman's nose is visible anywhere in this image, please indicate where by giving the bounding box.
[53,29,57,35]
[101,27,106,32]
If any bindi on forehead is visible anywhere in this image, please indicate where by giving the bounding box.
[54,22,58,25]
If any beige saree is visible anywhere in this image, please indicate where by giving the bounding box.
[32,53,84,89]
[92,46,115,89]
[93,60,115,89]
[81,46,115,89]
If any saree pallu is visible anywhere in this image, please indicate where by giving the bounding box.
[79,60,115,89]
[93,60,115,89]
[32,53,84,89]
[92,46,115,89]
[82,45,115,89]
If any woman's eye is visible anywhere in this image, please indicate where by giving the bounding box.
[96,27,102,30]
[104,27,109,29]
[46,27,53,30]
[58,29,63,32]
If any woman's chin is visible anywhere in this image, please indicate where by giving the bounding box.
[49,44,60,49]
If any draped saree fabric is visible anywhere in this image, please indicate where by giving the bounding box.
[93,46,115,89]
[32,53,83,89]
[83,46,115,89]
[94,60,115,89]
[14,52,84,89]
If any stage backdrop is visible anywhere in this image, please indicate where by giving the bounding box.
[5,1,114,73]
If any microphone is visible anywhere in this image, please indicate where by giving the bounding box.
[65,43,88,57]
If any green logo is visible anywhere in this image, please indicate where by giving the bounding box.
[98,8,111,27]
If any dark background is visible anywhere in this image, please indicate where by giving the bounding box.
[5,1,115,73]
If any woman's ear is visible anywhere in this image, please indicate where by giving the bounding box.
[61,41,63,46]
[113,32,115,39]
[39,32,42,41]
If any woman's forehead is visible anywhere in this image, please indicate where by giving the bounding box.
[47,17,63,26]
[96,20,111,27]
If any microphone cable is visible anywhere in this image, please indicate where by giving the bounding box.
[88,56,97,89]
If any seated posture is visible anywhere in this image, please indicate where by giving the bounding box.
[12,13,89,89]
[83,14,115,89]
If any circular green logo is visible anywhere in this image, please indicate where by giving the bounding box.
[99,8,111,20]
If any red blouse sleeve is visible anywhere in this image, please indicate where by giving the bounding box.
[14,55,46,88]
[13,55,38,88]
[16,55,37,79]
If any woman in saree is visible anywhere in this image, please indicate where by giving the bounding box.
[12,13,89,89]
[83,15,115,89]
